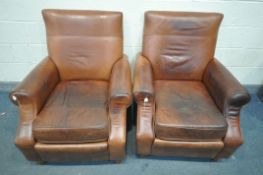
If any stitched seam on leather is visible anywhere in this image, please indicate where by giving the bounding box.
[155,137,223,142]
[33,125,108,129]
[155,124,227,130]
[36,138,108,144]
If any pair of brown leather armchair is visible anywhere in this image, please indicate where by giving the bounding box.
[9,9,250,163]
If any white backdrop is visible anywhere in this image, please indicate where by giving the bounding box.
[0,0,263,84]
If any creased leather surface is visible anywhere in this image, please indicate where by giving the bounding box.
[43,9,123,81]
[33,81,109,144]
[142,11,223,80]
[155,80,227,141]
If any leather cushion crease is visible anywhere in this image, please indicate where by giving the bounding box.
[154,80,227,141]
[33,81,109,144]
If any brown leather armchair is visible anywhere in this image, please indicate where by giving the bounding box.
[134,11,250,160]
[9,9,132,163]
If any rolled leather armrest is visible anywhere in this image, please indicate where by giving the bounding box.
[108,55,131,161]
[9,57,59,161]
[204,59,250,159]
[203,59,250,116]
[133,53,155,155]
[133,53,154,103]
[9,57,60,118]
[109,55,132,107]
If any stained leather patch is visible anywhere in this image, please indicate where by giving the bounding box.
[33,81,109,144]
[154,80,227,141]
[142,11,223,80]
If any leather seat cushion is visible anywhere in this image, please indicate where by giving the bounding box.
[33,80,109,144]
[155,80,227,141]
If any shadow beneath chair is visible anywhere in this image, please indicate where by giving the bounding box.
[257,85,263,102]
[135,155,215,163]
[39,160,116,166]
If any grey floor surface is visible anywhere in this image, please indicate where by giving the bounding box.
[0,83,262,175]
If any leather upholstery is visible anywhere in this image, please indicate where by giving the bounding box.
[108,106,127,161]
[203,59,250,114]
[109,55,132,107]
[35,142,108,162]
[203,59,250,159]
[133,54,154,103]
[43,9,123,81]
[152,139,224,158]
[33,81,109,144]
[155,80,227,141]
[108,55,131,161]
[133,54,155,156]
[10,57,59,161]
[142,11,223,80]
[10,57,59,115]
[136,100,155,156]
[134,11,250,160]
[10,9,131,163]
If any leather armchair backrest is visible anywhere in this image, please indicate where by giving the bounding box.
[43,9,123,81]
[142,11,223,80]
